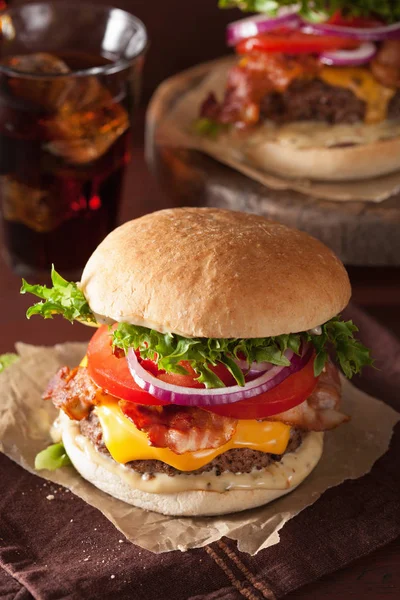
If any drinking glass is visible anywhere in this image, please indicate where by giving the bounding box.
[0,2,147,275]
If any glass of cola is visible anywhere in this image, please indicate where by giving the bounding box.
[0,2,147,275]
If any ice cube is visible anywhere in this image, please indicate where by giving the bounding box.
[44,87,129,164]
[3,53,70,75]
[3,53,112,113]
[2,52,129,164]
[0,175,70,232]
[2,53,74,111]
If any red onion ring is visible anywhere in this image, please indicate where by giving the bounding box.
[127,346,312,407]
[226,10,301,47]
[320,42,377,66]
[301,21,400,42]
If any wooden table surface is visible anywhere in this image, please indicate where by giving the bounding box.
[0,116,399,599]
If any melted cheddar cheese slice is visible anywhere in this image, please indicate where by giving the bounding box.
[319,67,395,124]
[95,401,291,472]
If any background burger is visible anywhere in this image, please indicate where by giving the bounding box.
[22,208,371,516]
[197,0,400,181]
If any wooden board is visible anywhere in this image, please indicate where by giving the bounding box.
[145,64,400,267]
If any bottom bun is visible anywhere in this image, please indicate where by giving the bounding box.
[61,414,324,516]
[245,135,400,182]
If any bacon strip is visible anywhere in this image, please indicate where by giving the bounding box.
[268,362,348,431]
[120,401,237,455]
[371,40,400,89]
[43,366,103,421]
[201,53,319,127]
[45,359,346,456]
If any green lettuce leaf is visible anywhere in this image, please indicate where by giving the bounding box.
[34,442,72,471]
[111,319,372,387]
[111,323,307,388]
[0,353,19,374]
[193,118,229,138]
[218,1,400,23]
[307,317,374,378]
[21,266,96,324]
[22,269,372,388]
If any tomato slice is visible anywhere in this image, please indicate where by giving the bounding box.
[156,361,205,389]
[328,11,384,28]
[203,353,318,419]
[87,326,235,403]
[87,325,167,405]
[87,325,319,418]
[157,361,236,388]
[236,32,359,55]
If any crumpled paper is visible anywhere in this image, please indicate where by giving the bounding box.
[146,56,400,203]
[0,342,398,554]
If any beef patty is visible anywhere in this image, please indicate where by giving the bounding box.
[79,411,304,477]
[260,78,400,125]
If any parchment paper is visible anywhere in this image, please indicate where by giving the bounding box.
[147,56,400,202]
[0,342,398,554]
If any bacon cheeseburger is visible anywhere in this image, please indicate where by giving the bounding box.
[22,208,371,516]
[198,1,400,180]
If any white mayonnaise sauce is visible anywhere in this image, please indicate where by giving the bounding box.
[62,415,323,495]
[308,326,322,335]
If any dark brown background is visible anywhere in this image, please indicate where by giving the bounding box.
[2,0,400,598]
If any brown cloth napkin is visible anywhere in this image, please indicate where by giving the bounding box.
[1,303,399,600]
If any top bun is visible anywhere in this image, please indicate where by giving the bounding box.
[80,208,351,338]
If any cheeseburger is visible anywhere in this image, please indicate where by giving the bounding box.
[22,208,371,516]
[198,0,400,180]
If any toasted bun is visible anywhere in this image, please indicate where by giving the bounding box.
[80,208,350,338]
[245,135,400,182]
[61,414,323,516]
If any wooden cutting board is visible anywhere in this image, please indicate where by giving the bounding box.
[145,63,400,266]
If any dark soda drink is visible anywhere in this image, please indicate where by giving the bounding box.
[0,52,132,275]
[0,3,147,276]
